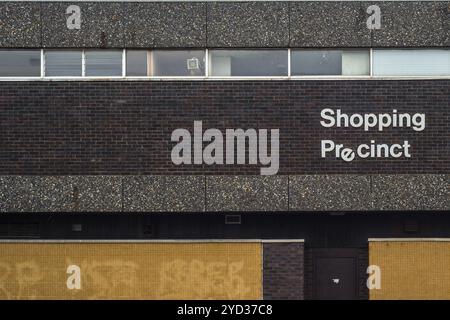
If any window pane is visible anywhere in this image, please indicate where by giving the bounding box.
[291,50,369,76]
[152,50,205,76]
[85,51,122,76]
[373,49,450,76]
[0,50,41,77]
[342,51,370,76]
[126,50,148,76]
[45,51,82,76]
[209,50,287,76]
[291,50,341,75]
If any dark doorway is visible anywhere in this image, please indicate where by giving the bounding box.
[307,248,367,300]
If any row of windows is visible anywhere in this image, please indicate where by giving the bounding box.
[0,49,449,78]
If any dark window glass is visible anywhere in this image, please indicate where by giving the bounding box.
[126,50,148,76]
[45,51,82,76]
[85,51,122,76]
[152,50,205,76]
[0,50,41,77]
[291,50,370,76]
[291,50,342,76]
[209,50,288,76]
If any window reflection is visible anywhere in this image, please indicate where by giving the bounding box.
[45,51,82,76]
[152,50,205,77]
[85,50,122,77]
[209,50,288,77]
[0,50,41,77]
[291,50,369,76]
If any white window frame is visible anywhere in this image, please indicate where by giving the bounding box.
[370,48,450,79]
[125,49,209,80]
[289,48,373,80]
[123,50,152,79]
[287,48,291,79]
[43,49,83,79]
[150,49,208,80]
[122,48,126,78]
[83,49,124,79]
[40,49,44,79]
[1,47,450,81]
[204,48,209,79]
[369,48,373,77]
[0,49,43,81]
[206,48,290,80]
[81,50,86,77]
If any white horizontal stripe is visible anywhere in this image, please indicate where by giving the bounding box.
[369,238,450,242]
[0,239,305,243]
[1,76,450,81]
[3,0,441,2]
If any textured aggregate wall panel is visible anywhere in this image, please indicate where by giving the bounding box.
[289,175,372,211]
[289,1,371,47]
[42,2,126,48]
[0,176,122,212]
[370,1,449,47]
[1,1,449,48]
[123,175,205,212]
[0,2,41,47]
[371,175,450,211]
[206,176,288,212]
[123,2,207,48]
[1,174,448,212]
[207,2,289,47]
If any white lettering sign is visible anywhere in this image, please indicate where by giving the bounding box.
[320,108,425,162]
[171,121,279,175]
[367,265,382,290]
[66,265,81,290]
[66,5,81,30]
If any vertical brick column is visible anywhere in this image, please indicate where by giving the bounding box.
[263,241,304,300]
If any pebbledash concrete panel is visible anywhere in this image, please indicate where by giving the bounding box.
[371,175,450,211]
[73,176,122,212]
[289,174,450,211]
[1,1,448,49]
[0,175,448,212]
[445,2,450,46]
[0,2,41,47]
[42,2,126,48]
[124,2,206,48]
[371,1,448,47]
[123,176,205,212]
[289,175,373,211]
[0,176,122,212]
[0,176,73,212]
[206,176,288,212]
[207,2,289,47]
[289,1,371,48]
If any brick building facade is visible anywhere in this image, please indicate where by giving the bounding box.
[0,1,449,300]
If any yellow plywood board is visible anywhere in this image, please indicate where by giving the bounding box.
[369,241,450,300]
[0,242,262,300]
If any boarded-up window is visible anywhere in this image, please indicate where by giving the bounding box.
[0,242,262,300]
[369,240,450,300]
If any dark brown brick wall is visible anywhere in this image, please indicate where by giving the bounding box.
[357,248,369,300]
[0,80,448,175]
[263,242,304,300]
